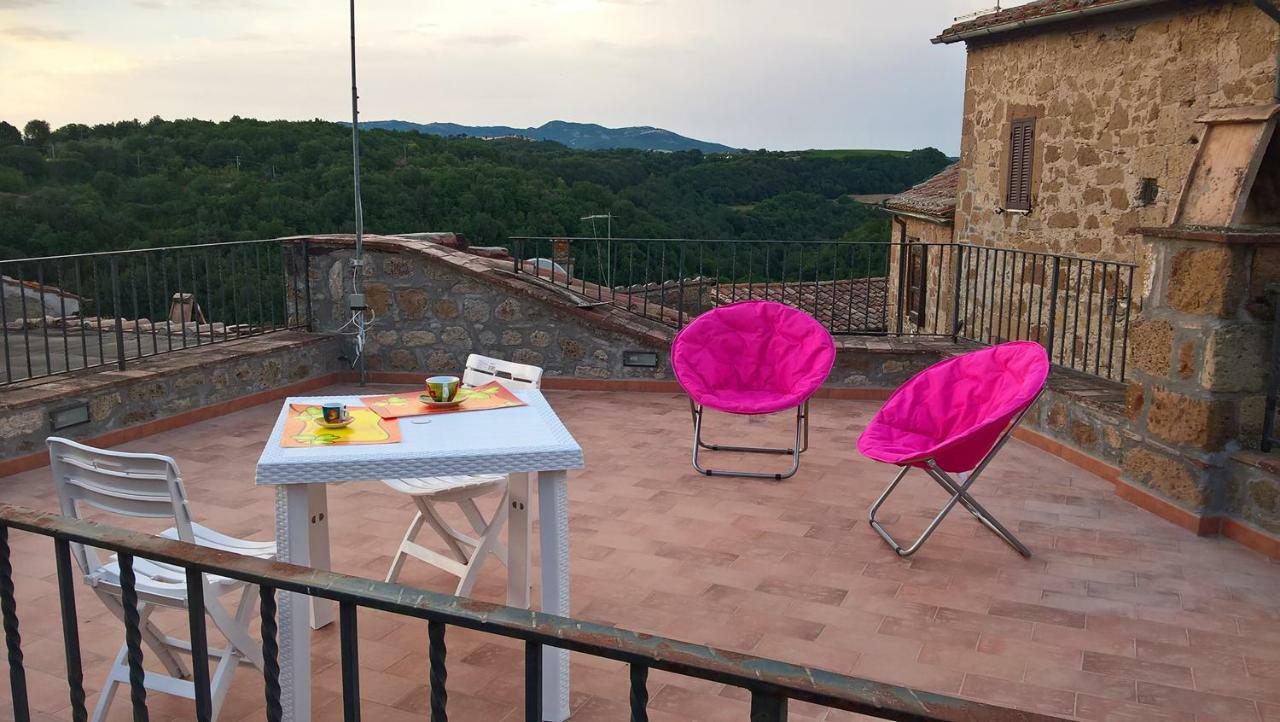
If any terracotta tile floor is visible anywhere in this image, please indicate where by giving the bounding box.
[1,386,1278,721]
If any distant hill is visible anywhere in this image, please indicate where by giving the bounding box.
[360,119,739,154]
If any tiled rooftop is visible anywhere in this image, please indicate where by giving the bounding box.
[2,386,1279,721]
[933,0,1175,44]
[883,164,959,220]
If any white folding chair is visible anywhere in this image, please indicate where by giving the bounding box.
[382,354,544,596]
[47,437,276,722]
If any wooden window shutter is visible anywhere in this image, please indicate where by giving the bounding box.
[1006,117,1035,211]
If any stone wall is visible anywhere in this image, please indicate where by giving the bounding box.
[884,215,957,335]
[304,241,673,381]
[0,332,341,462]
[954,1,1278,266]
[1224,451,1280,535]
[1025,370,1131,469]
[1122,229,1280,534]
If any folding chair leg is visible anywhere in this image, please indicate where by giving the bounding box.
[207,641,241,720]
[455,491,510,597]
[99,594,190,679]
[690,402,809,480]
[459,497,508,567]
[90,645,125,722]
[867,463,1031,558]
[419,499,473,563]
[206,584,264,671]
[921,465,1031,557]
[386,511,428,583]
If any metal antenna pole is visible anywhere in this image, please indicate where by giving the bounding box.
[349,0,367,386]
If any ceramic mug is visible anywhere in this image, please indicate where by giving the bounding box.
[321,402,347,423]
[425,375,462,402]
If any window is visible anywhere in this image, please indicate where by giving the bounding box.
[905,238,926,324]
[1006,117,1036,211]
[1138,177,1159,206]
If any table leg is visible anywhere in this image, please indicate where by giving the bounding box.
[307,484,336,629]
[538,470,570,722]
[275,483,318,722]
[505,472,532,608]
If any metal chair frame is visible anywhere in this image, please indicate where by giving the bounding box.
[690,399,810,481]
[866,394,1039,558]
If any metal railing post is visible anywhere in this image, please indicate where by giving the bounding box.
[750,691,788,722]
[629,664,649,722]
[53,538,87,722]
[339,602,361,722]
[110,256,127,371]
[428,620,448,722]
[677,243,686,329]
[1044,256,1061,359]
[950,244,964,340]
[184,569,213,722]
[895,242,908,335]
[0,526,29,722]
[259,586,283,722]
[524,641,542,722]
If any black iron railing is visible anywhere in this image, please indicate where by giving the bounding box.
[953,245,1135,382]
[0,240,311,386]
[510,236,893,335]
[510,237,1136,381]
[0,503,1064,722]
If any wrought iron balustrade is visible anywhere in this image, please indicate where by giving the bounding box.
[0,240,311,386]
[510,236,1135,381]
[0,503,1066,722]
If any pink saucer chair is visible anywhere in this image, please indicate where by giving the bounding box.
[672,301,836,480]
[857,341,1049,557]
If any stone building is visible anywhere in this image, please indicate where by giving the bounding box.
[935,0,1279,264]
[906,0,1280,552]
[882,163,958,334]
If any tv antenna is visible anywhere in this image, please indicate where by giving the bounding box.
[581,213,614,288]
[580,213,613,240]
[955,2,1001,21]
[347,0,371,385]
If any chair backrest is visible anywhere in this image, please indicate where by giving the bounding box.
[462,354,544,391]
[47,437,196,577]
[671,301,835,409]
[857,341,1049,472]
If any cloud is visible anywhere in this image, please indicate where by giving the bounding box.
[2,25,71,41]
[0,0,50,8]
[450,33,527,46]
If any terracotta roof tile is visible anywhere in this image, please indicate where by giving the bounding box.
[882,163,959,219]
[934,0,1179,44]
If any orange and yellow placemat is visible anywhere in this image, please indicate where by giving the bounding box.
[280,404,402,447]
[361,381,526,420]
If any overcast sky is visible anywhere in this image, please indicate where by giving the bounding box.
[0,0,990,154]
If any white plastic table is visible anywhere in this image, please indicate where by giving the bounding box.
[254,390,583,722]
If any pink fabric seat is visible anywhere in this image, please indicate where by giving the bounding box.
[672,301,836,415]
[857,341,1049,473]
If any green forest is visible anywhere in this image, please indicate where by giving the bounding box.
[0,117,951,261]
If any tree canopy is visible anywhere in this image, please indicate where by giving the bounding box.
[0,117,951,261]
